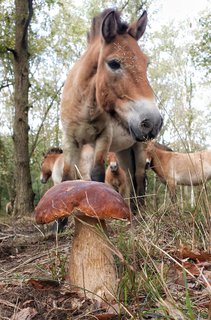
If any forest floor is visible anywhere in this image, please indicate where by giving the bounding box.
[0,203,211,319]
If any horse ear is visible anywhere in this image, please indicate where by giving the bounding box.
[128,10,148,41]
[101,10,117,43]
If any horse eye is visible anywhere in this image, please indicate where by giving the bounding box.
[107,59,121,71]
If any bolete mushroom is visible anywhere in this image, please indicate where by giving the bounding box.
[35,180,130,302]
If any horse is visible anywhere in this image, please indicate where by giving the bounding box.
[40,145,94,185]
[40,147,63,185]
[145,139,211,203]
[40,145,94,232]
[60,8,163,206]
[5,201,13,215]
[105,152,130,205]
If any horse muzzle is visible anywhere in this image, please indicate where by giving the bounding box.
[110,163,118,172]
[40,177,47,184]
[145,159,151,170]
[128,101,163,141]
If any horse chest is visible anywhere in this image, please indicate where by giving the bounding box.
[74,122,103,145]
[111,177,121,191]
[110,120,135,152]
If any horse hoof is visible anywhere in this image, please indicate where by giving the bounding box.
[91,165,105,182]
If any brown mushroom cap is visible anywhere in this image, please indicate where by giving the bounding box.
[35,180,131,224]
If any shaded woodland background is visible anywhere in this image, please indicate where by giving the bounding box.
[0,0,210,214]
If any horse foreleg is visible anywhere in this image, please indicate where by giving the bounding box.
[79,145,94,180]
[135,173,146,206]
[167,181,177,204]
[116,148,136,210]
[132,143,147,207]
[62,134,80,181]
[91,128,112,182]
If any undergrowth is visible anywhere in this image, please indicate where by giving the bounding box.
[111,178,211,318]
[0,179,210,319]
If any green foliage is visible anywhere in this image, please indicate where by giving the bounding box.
[0,1,15,54]
[147,20,209,150]
[0,135,14,211]
[190,12,211,78]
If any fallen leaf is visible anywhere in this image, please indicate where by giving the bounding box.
[181,261,200,276]
[27,278,60,290]
[174,245,211,262]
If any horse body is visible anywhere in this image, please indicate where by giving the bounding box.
[105,152,129,204]
[145,140,211,202]
[61,9,162,186]
[167,151,211,186]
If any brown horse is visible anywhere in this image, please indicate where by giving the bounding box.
[61,9,163,192]
[105,152,129,204]
[5,201,13,215]
[40,147,63,184]
[145,140,211,203]
[40,145,94,185]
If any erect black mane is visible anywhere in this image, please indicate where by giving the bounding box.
[87,8,128,43]
[44,147,63,156]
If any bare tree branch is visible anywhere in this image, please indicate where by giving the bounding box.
[29,83,64,158]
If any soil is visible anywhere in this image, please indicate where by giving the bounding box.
[0,217,121,320]
[1,214,210,319]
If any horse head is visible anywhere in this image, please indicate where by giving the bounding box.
[40,155,52,184]
[107,152,119,172]
[40,148,63,184]
[92,9,163,141]
[144,139,156,168]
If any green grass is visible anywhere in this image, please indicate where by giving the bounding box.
[108,177,211,318]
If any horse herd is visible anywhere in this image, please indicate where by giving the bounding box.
[7,9,211,220]
[40,140,211,208]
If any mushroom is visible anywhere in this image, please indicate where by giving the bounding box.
[34,180,130,302]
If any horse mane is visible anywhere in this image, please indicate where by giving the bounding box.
[87,8,129,43]
[44,147,63,156]
[154,142,173,152]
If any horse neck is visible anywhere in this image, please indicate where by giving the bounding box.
[70,41,101,115]
[48,154,61,171]
[150,146,167,170]
[79,40,100,85]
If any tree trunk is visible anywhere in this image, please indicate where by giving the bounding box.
[13,0,34,215]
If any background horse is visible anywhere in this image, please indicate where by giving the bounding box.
[5,201,13,215]
[60,8,163,208]
[105,152,130,205]
[145,140,211,203]
[40,145,94,185]
[40,147,63,185]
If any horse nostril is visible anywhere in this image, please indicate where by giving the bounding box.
[140,119,153,134]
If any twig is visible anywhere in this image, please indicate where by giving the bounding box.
[0,298,20,310]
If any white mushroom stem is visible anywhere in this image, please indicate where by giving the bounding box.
[69,215,117,302]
